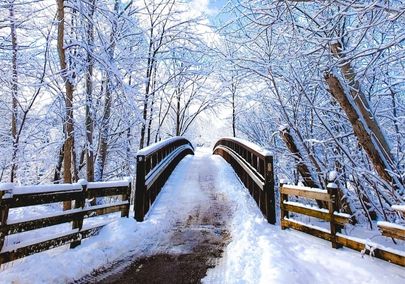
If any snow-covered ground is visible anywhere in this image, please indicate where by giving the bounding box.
[1,149,404,283]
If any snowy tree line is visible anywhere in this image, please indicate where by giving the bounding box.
[0,0,219,194]
[0,0,404,224]
[219,0,405,225]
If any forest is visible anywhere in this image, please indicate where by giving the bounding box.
[0,0,404,226]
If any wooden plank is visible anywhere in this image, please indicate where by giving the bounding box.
[336,235,405,267]
[281,218,332,241]
[6,190,82,208]
[0,225,106,265]
[283,202,351,226]
[281,185,331,202]
[86,186,127,198]
[4,203,128,235]
[392,205,405,213]
[378,223,405,241]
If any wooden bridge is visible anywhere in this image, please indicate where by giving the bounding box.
[0,137,404,281]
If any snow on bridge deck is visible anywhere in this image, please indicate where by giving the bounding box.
[1,149,404,283]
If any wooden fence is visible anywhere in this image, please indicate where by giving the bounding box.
[377,205,405,241]
[0,179,131,266]
[280,181,405,267]
[213,137,275,224]
[134,137,194,221]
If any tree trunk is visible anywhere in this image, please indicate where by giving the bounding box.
[146,63,158,146]
[95,79,112,181]
[9,1,18,183]
[324,72,403,195]
[232,85,236,137]
[94,0,118,181]
[139,29,155,149]
[85,0,96,184]
[56,0,75,210]
[280,126,327,208]
[330,42,392,162]
[176,89,181,136]
[53,144,64,183]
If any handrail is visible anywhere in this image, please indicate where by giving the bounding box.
[134,137,194,221]
[213,137,275,224]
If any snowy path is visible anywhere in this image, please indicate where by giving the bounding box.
[79,151,233,283]
[1,149,404,283]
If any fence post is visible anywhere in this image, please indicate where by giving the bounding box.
[264,156,276,224]
[0,183,13,260]
[71,179,87,249]
[135,155,146,222]
[327,181,342,249]
[122,177,132,218]
[279,179,289,229]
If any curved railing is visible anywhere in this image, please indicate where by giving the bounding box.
[213,137,275,224]
[134,137,194,221]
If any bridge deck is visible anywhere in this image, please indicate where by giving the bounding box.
[86,150,233,283]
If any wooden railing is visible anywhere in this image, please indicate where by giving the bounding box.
[0,179,131,266]
[134,137,194,221]
[280,181,405,267]
[213,137,275,224]
[377,205,405,241]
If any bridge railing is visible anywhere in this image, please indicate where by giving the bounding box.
[134,137,194,221]
[0,179,131,266]
[213,137,275,224]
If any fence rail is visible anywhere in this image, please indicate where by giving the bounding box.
[280,181,405,267]
[377,206,405,241]
[0,179,131,266]
[134,137,194,221]
[213,137,275,224]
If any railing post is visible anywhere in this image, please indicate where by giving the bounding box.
[0,183,13,261]
[71,179,87,249]
[327,181,342,249]
[264,156,276,224]
[135,155,146,222]
[279,179,288,229]
[122,177,132,218]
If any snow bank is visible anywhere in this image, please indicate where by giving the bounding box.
[203,155,405,284]
[218,137,272,156]
[137,136,192,156]
[0,155,204,283]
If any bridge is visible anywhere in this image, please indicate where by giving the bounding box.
[0,137,404,283]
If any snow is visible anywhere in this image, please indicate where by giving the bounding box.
[377,221,405,231]
[283,184,328,193]
[284,200,329,214]
[13,184,82,195]
[204,157,405,283]
[278,124,289,132]
[392,205,405,213]
[137,136,192,156]
[219,137,272,156]
[1,179,132,195]
[0,183,14,198]
[328,170,338,181]
[87,180,132,189]
[1,149,404,283]
[327,182,338,189]
[335,233,405,257]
